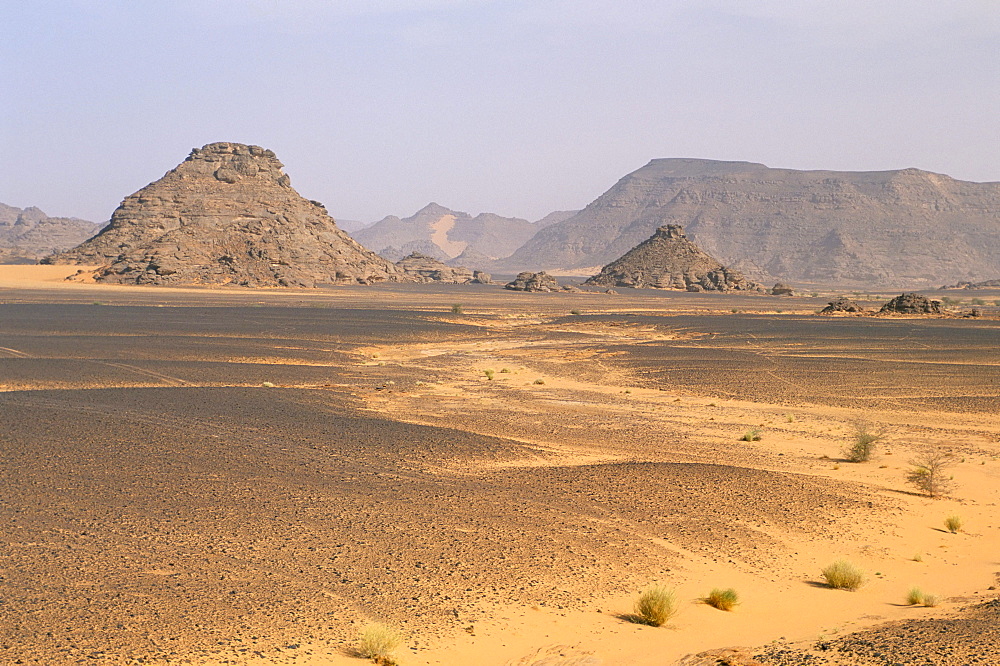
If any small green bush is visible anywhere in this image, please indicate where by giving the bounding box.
[742,428,761,442]
[484,369,495,380]
[705,588,739,611]
[921,593,940,607]
[822,560,864,590]
[533,378,545,385]
[451,303,464,314]
[944,515,963,533]
[358,622,402,661]
[845,421,886,462]
[906,587,924,605]
[631,586,678,627]
[907,454,956,497]
[570,309,582,315]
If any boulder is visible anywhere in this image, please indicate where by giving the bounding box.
[820,297,867,314]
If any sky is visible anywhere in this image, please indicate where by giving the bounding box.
[2,0,998,224]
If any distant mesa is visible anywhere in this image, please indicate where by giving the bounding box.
[941,278,1000,290]
[499,158,1000,288]
[352,203,575,267]
[0,203,101,264]
[879,293,942,314]
[505,271,560,292]
[395,252,491,284]
[583,225,763,292]
[43,142,406,287]
[820,296,867,314]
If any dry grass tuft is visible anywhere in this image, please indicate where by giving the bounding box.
[742,428,762,442]
[705,588,739,611]
[944,515,963,533]
[822,560,864,590]
[906,587,925,605]
[358,622,402,662]
[921,593,940,607]
[630,586,678,627]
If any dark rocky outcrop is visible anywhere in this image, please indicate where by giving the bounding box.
[44,143,406,287]
[505,271,559,292]
[583,225,762,292]
[820,297,867,314]
[879,293,942,314]
[498,158,1000,287]
[395,252,474,283]
[770,282,795,296]
[0,203,101,263]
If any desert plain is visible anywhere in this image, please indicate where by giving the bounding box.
[1,266,999,666]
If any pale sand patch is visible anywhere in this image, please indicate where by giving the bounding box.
[429,214,468,258]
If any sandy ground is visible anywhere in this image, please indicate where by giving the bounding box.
[0,266,998,666]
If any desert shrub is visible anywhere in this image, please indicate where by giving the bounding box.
[971,298,986,306]
[500,367,511,373]
[358,622,402,661]
[631,586,678,627]
[484,369,495,380]
[844,421,886,462]
[706,588,739,611]
[822,560,864,590]
[785,414,795,423]
[570,309,582,315]
[907,454,956,497]
[912,553,923,562]
[742,428,761,442]
[451,303,463,314]
[533,378,545,385]
[944,515,963,533]
[906,587,925,605]
[261,381,275,388]
[921,593,940,607]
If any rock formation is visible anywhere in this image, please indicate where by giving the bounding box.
[498,159,1000,288]
[0,203,100,263]
[820,297,867,314]
[44,143,405,287]
[770,282,795,296]
[395,252,475,283]
[583,225,762,292]
[505,271,559,292]
[941,278,1000,289]
[879,293,942,314]
[352,203,572,265]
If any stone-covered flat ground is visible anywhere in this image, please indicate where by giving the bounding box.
[1,284,998,665]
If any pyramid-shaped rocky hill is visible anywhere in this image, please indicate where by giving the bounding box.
[45,143,406,287]
[584,225,762,291]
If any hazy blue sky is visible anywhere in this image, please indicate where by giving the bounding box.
[2,1,998,224]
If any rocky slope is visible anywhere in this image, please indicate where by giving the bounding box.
[44,143,406,287]
[584,225,761,291]
[499,159,1000,288]
[0,203,100,263]
[352,203,572,264]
